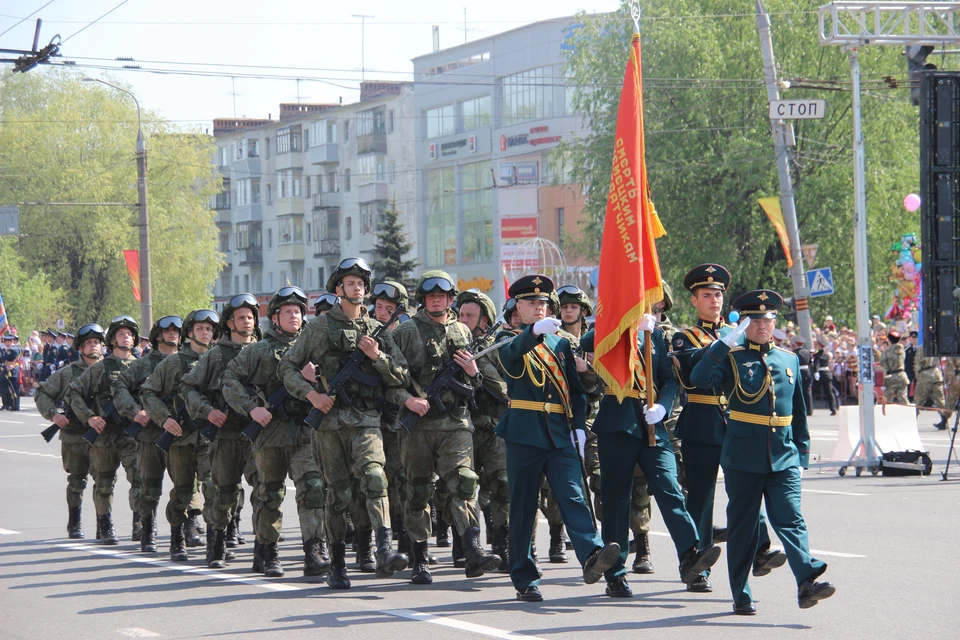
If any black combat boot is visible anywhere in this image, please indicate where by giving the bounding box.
[183,512,203,547]
[632,533,654,574]
[435,512,451,548]
[356,528,376,573]
[67,506,84,539]
[132,512,142,542]
[374,527,408,578]
[98,514,119,545]
[225,513,239,548]
[494,525,510,573]
[192,510,205,535]
[303,538,331,577]
[563,527,573,551]
[679,544,722,584]
[393,515,409,554]
[344,512,356,547]
[410,540,433,585]
[482,504,494,545]
[451,528,466,568]
[208,530,227,569]
[548,525,568,563]
[261,541,284,577]
[462,526,501,578]
[317,538,330,565]
[205,527,215,565]
[233,508,246,545]
[140,513,157,553]
[328,543,351,589]
[170,524,189,562]
[251,540,264,573]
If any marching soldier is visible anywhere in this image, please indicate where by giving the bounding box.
[67,316,143,545]
[496,275,618,602]
[113,316,183,553]
[140,309,220,561]
[913,348,946,421]
[2,346,21,411]
[390,270,501,584]
[456,288,511,571]
[879,331,910,404]
[36,323,105,539]
[278,264,409,587]
[792,336,814,417]
[813,336,839,414]
[314,293,339,317]
[181,295,262,568]
[691,290,835,614]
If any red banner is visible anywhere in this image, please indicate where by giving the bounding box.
[593,33,666,402]
[123,249,141,302]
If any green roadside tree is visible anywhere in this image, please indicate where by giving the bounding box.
[0,237,69,332]
[372,200,419,289]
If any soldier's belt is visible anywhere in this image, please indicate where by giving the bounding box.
[728,410,792,427]
[604,389,642,399]
[687,393,723,406]
[509,400,566,415]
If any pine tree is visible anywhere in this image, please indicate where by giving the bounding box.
[372,200,419,287]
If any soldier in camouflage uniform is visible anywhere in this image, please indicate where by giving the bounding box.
[279,264,408,587]
[391,270,501,584]
[879,331,910,404]
[223,287,329,578]
[36,323,105,539]
[67,316,143,545]
[914,347,946,421]
[113,315,183,553]
[181,295,262,569]
[937,357,960,430]
[140,309,219,561]
[457,288,511,571]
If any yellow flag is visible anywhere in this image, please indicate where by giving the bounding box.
[758,197,793,269]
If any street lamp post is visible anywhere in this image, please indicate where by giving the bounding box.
[82,77,152,330]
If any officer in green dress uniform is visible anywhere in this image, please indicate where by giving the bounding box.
[691,290,836,615]
[672,264,785,592]
[496,275,619,603]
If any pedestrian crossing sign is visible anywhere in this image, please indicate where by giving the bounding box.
[806,267,834,297]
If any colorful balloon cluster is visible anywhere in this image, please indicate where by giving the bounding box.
[886,233,922,320]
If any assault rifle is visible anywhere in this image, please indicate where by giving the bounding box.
[156,401,197,453]
[398,321,502,433]
[41,405,79,443]
[81,400,123,445]
[127,392,173,440]
[242,386,291,443]
[303,305,404,430]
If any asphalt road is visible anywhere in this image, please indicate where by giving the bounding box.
[1,397,958,639]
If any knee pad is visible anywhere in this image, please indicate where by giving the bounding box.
[329,479,353,514]
[143,479,163,503]
[67,475,87,494]
[173,483,195,509]
[217,484,240,510]
[492,470,510,504]
[361,464,388,499]
[95,471,117,496]
[302,473,326,510]
[261,481,285,511]
[455,467,479,501]
[408,477,435,512]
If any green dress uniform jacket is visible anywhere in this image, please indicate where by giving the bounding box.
[672,320,732,446]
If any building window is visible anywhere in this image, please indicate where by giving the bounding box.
[306,222,312,243]
[360,202,385,234]
[357,155,386,186]
[243,274,250,291]
[268,272,274,290]
[267,228,273,248]
[462,161,493,263]
[280,270,287,286]
[345,217,353,240]
[325,172,338,193]
[389,161,396,184]
[219,231,230,253]
[219,147,229,167]
[248,138,259,158]
[557,207,565,248]
[279,216,303,244]
[304,176,312,198]
[318,267,325,289]
[307,268,313,289]
[425,166,457,266]
[388,110,395,133]
[253,273,261,292]
[276,126,301,154]
[459,95,491,131]
[425,104,455,139]
[358,107,386,135]
[303,128,310,149]
[344,169,351,192]
[236,222,262,249]
[343,119,350,142]
[266,184,272,204]
[236,178,261,206]
[235,139,244,160]
[234,275,240,293]
[500,65,567,126]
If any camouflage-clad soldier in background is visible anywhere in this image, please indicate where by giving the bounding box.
[181,295,262,569]
[36,323,105,540]
[140,309,219,562]
[67,316,143,545]
[914,349,946,421]
[938,357,960,430]
[879,331,910,404]
[457,288,511,571]
[113,315,183,553]
[279,263,408,588]
[391,270,501,584]
[223,287,330,579]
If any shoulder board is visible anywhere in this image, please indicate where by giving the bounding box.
[729,345,746,353]
[773,345,795,356]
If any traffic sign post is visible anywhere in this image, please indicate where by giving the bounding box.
[768,99,827,119]
[807,267,835,297]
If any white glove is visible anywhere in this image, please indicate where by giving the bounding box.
[721,317,751,347]
[798,466,805,479]
[638,313,657,333]
[814,372,820,381]
[533,317,562,336]
[644,403,667,425]
[570,429,587,457]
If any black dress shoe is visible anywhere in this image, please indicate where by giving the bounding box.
[605,575,633,598]
[798,580,836,609]
[582,542,620,585]
[516,586,543,602]
[753,548,787,577]
[679,544,721,583]
[733,602,757,615]
[712,526,728,544]
[686,575,712,592]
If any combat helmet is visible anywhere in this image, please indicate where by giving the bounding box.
[415,270,458,303]
[75,323,107,349]
[148,316,183,350]
[183,309,221,346]
[105,315,140,350]
[326,257,372,294]
[371,280,409,311]
[220,293,261,340]
[456,288,497,325]
[268,286,308,318]
[556,284,595,316]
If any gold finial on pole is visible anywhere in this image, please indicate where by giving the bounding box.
[631,1,641,33]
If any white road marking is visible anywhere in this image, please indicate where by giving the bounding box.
[57,543,304,592]
[0,448,59,459]
[117,629,161,638]
[0,434,40,438]
[0,419,25,424]
[803,489,869,496]
[647,533,866,558]
[0,528,22,535]
[383,609,543,640]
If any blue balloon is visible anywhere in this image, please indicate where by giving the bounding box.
[728,310,740,324]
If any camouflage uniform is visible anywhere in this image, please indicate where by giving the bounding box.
[914,355,946,417]
[879,343,910,404]
[941,357,960,429]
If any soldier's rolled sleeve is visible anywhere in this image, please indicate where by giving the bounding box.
[181,351,215,420]
[140,359,174,425]
[690,341,733,389]
[113,360,144,420]
[278,322,320,401]
[67,363,100,424]
[222,346,260,416]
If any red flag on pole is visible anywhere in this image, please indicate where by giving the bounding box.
[593,32,666,403]
[123,249,141,302]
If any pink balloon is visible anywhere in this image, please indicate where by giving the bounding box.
[904,193,921,212]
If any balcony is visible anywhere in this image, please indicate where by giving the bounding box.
[274,150,302,172]
[234,203,262,223]
[356,132,387,155]
[357,182,388,203]
[274,198,304,218]
[238,246,262,265]
[278,243,305,262]
[214,210,231,226]
[213,192,231,210]
[232,156,260,178]
[309,143,339,165]
[313,191,341,209]
[314,238,341,257]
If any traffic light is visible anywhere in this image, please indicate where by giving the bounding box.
[781,297,798,323]
[906,45,936,106]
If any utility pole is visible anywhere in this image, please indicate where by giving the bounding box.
[353,14,373,81]
[755,1,813,348]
